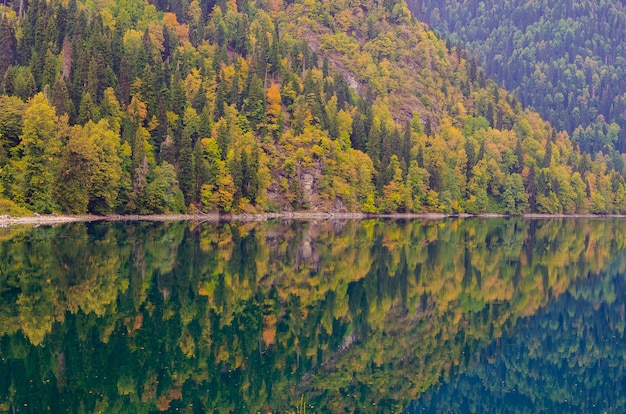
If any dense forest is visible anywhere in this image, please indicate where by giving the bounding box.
[413,0,626,164]
[0,218,625,411]
[0,0,625,215]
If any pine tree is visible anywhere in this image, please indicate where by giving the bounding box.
[514,139,524,174]
[424,115,433,137]
[216,121,230,160]
[0,16,17,81]
[526,165,537,210]
[214,74,227,121]
[465,138,476,181]
[350,111,366,152]
[41,49,57,89]
[543,139,552,167]
[194,138,210,200]
[244,75,266,132]
[155,98,168,148]
[52,74,75,118]
[139,64,158,119]
[116,57,132,106]
[402,122,412,170]
[86,54,106,102]
[78,92,100,124]
[367,124,381,171]
[170,71,186,118]
[2,67,15,95]
[178,127,195,205]
[192,82,207,113]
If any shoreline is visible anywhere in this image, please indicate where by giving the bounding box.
[1,212,625,226]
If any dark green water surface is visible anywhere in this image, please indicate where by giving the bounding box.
[1,218,626,413]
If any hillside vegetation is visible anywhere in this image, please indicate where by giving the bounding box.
[0,0,624,214]
[414,0,626,164]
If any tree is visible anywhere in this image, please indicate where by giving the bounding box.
[266,82,282,137]
[407,160,429,211]
[100,88,123,133]
[0,16,17,81]
[542,139,552,168]
[52,75,75,119]
[78,92,100,124]
[54,119,123,214]
[55,124,97,213]
[380,155,412,212]
[350,111,366,152]
[18,93,62,212]
[0,95,25,161]
[178,128,195,205]
[145,162,186,213]
[87,120,123,213]
[501,173,528,214]
[40,49,57,91]
[244,75,266,132]
[116,57,132,106]
[201,164,236,212]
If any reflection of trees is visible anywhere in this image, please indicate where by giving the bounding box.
[412,252,626,413]
[0,219,625,412]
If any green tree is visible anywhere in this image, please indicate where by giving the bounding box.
[178,128,195,205]
[244,75,266,132]
[145,162,186,213]
[55,125,97,214]
[0,16,17,82]
[78,92,100,124]
[501,173,528,214]
[52,75,74,119]
[0,95,25,162]
[380,155,412,212]
[87,120,123,213]
[18,93,62,212]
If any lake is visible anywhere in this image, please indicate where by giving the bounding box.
[0,218,625,413]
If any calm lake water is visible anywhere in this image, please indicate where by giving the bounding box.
[1,218,626,413]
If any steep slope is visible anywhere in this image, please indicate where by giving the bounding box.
[0,0,624,214]
[413,0,626,161]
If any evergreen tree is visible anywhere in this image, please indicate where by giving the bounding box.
[514,139,524,174]
[86,54,106,101]
[116,57,132,106]
[543,139,552,168]
[194,138,210,200]
[178,128,195,205]
[52,74,74,118]
[0,16,17,81]
[139,64,158,119]
[350,111,366,152]
[367,124,381,171]
[402,122,412,170]
[41,49,58,90]
[78,92,100,124]
[170,71,186,118]
[244,75,266,132]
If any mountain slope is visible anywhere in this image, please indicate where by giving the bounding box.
[413,0,626,160]
[0,0,624,214]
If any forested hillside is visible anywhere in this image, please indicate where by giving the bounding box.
[413,0,626,163]
[0,0,624,215]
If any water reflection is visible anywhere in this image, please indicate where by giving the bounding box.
[0,218,625,412]
[411,252,626,413]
